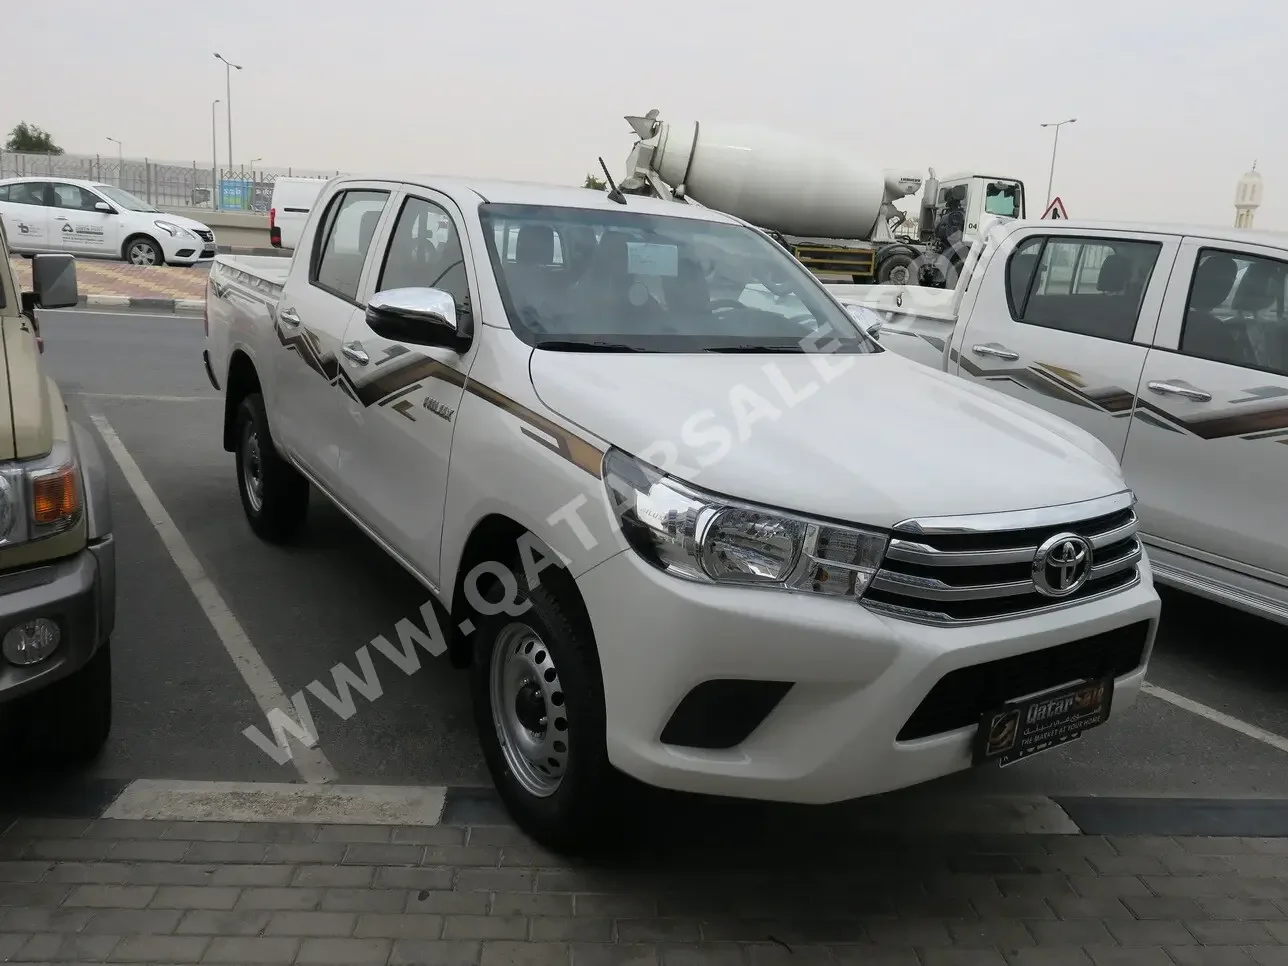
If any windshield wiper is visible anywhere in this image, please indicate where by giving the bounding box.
[535,340,646,352]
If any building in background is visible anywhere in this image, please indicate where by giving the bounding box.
[1234,164,1263,229]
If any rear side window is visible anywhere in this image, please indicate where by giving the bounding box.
[1005,235,1161,342]
[311,189,390,303]
[3,182,47,206]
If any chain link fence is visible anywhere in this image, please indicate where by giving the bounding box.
[0,150,340,212]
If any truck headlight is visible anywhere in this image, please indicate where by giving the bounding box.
[602,448,887,599]
[0,441,83,546]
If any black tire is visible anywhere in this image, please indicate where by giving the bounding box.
[234,392,309,543]
[878,252,917,285]
[470,561,622,855]
[123,235,164,267]
[16,639,113,763]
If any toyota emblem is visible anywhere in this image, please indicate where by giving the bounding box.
[1032,532,1093,598]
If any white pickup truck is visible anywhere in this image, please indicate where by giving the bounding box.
[832,216,1288,628]
[203,175,1160,851]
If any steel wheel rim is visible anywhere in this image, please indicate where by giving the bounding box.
[889,264,910,285]
[489,622,568,797]
[241,423,264,513]
[129,242,157,266]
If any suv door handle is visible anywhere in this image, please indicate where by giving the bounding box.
[971,342,1019,361]
[278,307,301,327]
[342,341,369,366]
[1147,380,1211,403]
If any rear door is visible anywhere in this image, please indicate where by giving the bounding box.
[1121,237,1288,586]
[952,226,1180,460]
[271,183,394,484]
[0,181,53,252]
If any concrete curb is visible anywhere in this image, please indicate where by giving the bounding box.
[80,295,204,315]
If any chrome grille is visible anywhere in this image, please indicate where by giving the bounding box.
[863,492,1142,625]
[194,229,214,242]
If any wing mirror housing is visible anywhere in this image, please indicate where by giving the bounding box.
[27,253,79,311]
[364,287,471,352]
[843,303,883,341]
[94,201,113,213]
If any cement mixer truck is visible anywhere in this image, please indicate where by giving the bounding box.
[617,109,1026,287]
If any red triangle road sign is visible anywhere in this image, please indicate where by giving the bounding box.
[1041,196,1068,220]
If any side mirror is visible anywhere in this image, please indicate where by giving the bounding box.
[844,303,883,341]
[94,201,113,213]
[364,287,469,352]
[30,253,79,310]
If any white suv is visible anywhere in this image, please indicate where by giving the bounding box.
[0,177,216,267]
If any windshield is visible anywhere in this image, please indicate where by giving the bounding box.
[94,185,159,212]
[477,203,877,353]
[983,181,1022,218]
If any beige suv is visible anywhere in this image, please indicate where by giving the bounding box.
[0,220,116,762]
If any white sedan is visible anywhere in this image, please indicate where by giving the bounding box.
[0,177,216,267]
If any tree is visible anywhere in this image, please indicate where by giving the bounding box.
[5,122,64,155]
[583,173,606,190]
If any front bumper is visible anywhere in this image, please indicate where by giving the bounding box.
[162,230,217,265]
[578,545,1160,804]
[0,537,115,705]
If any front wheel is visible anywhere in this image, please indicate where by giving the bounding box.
[470,565,622,854]
[124,236,164,266]
[234,392,309,543]
[12,639,113,763]
[878,253,917,285]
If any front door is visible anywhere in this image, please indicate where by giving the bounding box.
[334,188,478,588]
[271,185,393,486]
[48,182,119,256]
[953,227,1180,461]
[0,181,53,252]
[1122,238,1288,585]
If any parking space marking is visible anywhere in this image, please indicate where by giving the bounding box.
[87,409,339,785]
[1144,682,1288,754]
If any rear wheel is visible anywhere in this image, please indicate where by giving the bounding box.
[124,235,163,266]
[470,561,622,855]
[234,392,309,543]
[878,253,916,285]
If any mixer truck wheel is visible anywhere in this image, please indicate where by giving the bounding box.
[878,254,916,286]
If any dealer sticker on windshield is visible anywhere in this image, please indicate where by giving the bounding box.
[972,677,1113,768]
[626,242,678,277]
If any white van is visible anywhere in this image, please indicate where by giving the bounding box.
[268,177,326,250]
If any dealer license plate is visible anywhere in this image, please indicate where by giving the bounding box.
[972,676,1113,768]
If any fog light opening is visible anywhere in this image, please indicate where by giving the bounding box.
[2,618,61,666]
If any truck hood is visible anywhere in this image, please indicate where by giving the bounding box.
[528,347,1127,528]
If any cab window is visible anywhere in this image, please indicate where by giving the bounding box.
[311,189,390,303]
[1180,248,1288,377]
[376,195,471,320]
[1006,235,1161,342]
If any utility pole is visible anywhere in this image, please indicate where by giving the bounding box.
[214,53,242,185]
[211,99,220,210]
[1040,118,1076,207]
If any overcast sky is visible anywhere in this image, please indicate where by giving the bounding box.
[4,0,1282,228]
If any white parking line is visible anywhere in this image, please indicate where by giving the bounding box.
[1143,682,1288,755]
[87,409,339,785]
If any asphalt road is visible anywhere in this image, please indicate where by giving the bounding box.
[17,307,1288,801]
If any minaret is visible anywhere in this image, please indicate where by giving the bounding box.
[1235,163,1263,229]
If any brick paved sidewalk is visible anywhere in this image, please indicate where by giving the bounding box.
[1,815,1287,965]
[10,256,208,302]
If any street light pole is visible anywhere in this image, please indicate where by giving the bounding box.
[105,137,123,187]
[214,53,242,181]
[211,99,220,210]
[1039,118,1077,208]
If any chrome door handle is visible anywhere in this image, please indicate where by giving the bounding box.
[342,341,369,366]
[1147,380,1211,403]
[278,307,301,327]
[54,216,68,221]
[971,343,1019,361]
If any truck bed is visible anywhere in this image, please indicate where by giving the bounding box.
[212,254,291,295]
